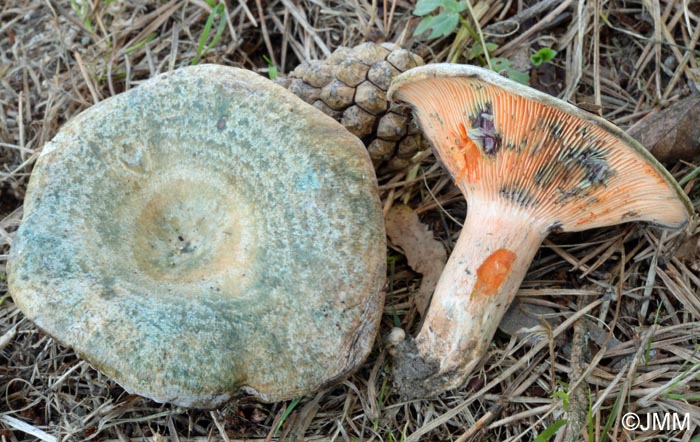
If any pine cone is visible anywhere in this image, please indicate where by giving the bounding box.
[281,42,429,171]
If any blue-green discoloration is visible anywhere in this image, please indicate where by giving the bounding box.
[7,65,386,408]
[499,184,536,208]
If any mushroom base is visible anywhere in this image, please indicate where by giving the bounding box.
[391,338,443,398]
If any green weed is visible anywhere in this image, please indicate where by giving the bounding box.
[273,396,302,436]
[413,0,466,39]
[531,48,558,67]
[552,390,570,412]
[263,55,278,80]
[534,419,567,442]
[70,0,94,33]
[124,32,158,55]
[413,0,558,85]
[192,1,227,65]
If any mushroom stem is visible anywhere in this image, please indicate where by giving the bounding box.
[392,200,547,397]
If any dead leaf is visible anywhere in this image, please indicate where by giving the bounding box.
[385,205,446,316]
[675,225,700,273]
[586,319,622,350]
[498,301,562,346]
[628,95,700,162]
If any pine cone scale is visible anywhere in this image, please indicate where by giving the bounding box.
[286,42,428,170]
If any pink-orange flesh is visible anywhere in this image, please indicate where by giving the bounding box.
[473,248,516,298]
[394,77,690,232]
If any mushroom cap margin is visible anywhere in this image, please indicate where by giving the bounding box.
[388,63,694,231]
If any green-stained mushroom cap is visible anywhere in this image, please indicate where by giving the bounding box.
[8,65,386,408]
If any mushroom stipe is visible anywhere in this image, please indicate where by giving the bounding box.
[387,64,694,398]
[8,65,386,408]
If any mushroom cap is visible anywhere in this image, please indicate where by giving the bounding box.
[8,65,386,408]
[388,64,693,232]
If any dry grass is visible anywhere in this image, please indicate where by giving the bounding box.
[1,0,700,440]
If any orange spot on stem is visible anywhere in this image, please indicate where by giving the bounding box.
[473,249,517,297]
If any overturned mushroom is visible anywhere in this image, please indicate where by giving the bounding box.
[8,65,386,408]
[387,64,693,397]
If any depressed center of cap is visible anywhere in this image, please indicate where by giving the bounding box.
[120,167,256,289]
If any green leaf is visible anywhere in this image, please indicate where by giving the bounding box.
[534,419,567,442]
[446,0,467,13]
[262,55,278,80]
[430,13,459,38]
[507,69,530,85]
[468,42,498,60]
[414,17,432,37]
[414,0,445,16]
[552,391,570,411]
[415,0,466,15]
[414,13,460,39]
[489,57,512,72]
[531,47,557,67]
